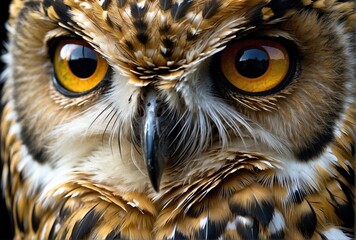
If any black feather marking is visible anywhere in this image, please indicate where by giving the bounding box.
[51,0,73,24]
[235,218,259,239]
[229,200,275,226]
[12,73,46,161]
[330,180,354,228]
[249,201,274,226]
[49,218,61,239]
[171,230,188,240]
[206,220,226,239]
[290,189,306,204]
[186,31,198,41]
[71,207,100,239]
[202,0,220,19]
[5,156,12,202]
[159,24,171,34]
[162,37,175,49]
[105,15,115,29]
[130,2,148,19]
[333,201,354,229]
[124,40,134,50]
[270,230,285,240]
[194,219,226,240]
[117,0,127,8]
[133,19,148,32]
[31,206,40,232]
[59,203,70,221]
[15,203,24,233]
[18,170,24,184]
[159,0,172,11]
[241,2,267,26]
[194,226,207,240]
[186,205,204,218]
[296,201,317,238]
[49,222,56,239]
[171,0,193,21]
[105,229,121,240]
[136,32,149,45]
[161,48,173,58]
[100,0,112,10]
[43,0,53,9]
[295,121,335,161]
[17,120,47,163]
[335,165,354,186]
[266,0,303,18]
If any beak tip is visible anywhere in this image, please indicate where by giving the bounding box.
[150,176,161,192]
[146,161,163,192]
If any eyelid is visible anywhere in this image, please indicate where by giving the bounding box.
[45,27,77,49]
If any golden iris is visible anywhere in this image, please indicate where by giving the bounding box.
[53,40,108,94]
[220,39,290,94]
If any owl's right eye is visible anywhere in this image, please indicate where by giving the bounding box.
[215,38,296,96]
[51,39,109,96]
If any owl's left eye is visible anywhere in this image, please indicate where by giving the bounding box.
[52,39,109,96]
[216,38,296,95]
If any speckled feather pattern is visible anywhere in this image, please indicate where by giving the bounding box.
[1,99,355,238]
[1,0,356,239]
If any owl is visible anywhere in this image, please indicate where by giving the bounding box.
[1,0,355,239]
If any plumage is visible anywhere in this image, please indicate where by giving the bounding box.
[1,0,355,239]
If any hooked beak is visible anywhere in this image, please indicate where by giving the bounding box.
[140,86,168,192]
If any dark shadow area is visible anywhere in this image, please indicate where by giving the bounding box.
[1,0,14,239]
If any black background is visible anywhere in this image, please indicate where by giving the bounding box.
[1,0,15,239]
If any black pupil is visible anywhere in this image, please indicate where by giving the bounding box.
[68,45,98,78]
[235,48,269,78]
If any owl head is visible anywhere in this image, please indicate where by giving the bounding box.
[3,0,355,194]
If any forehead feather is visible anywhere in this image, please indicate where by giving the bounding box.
[11,0,355,83]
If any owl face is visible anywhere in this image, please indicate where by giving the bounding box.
[5,0,355,193]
